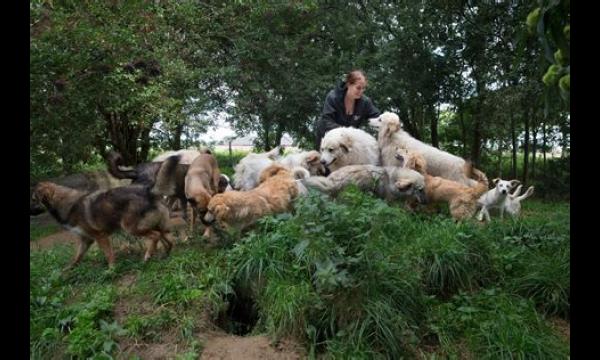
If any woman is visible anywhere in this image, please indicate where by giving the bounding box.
[315,69,381,150]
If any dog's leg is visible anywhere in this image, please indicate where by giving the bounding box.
[66,237,94,269]
[499,205,505,220]
[95,236,116,268]
[159,231,174,256]
[143,232,160,262]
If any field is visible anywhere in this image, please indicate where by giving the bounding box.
[30,167,570,358]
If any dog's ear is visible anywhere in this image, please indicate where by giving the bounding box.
[305,152,320,164]
[492,178,500,185]
[383,121,400,138]
[411,155,427,175]
[339,135,352,153]
[395,179,413,191]
[509,180,521,188]
[394,152,405,167]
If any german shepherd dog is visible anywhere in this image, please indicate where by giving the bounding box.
[107,151,190,219]
[32,182,175,269]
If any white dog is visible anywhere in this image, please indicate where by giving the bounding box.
[232,147,283,190]
[504,185,535,218]
[319,127,380,172]
[476,178,521,222]
[233,147,325,191]
[301,164,427,204]
[370,112,484,188]
[278,150,327,177]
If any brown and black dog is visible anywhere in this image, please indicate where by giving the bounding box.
[32,182,175,269]
[183,153,223,233]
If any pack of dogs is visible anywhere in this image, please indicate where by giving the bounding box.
[30,111,534,269]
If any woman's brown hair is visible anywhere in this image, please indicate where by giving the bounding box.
[345,69,367,86]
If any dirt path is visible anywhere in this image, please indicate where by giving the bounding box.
[200,332,305,360]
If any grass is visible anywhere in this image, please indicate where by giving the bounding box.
[30,186,570,359]
[30,222,61,241]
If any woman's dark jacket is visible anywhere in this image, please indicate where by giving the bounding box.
[315,81,380,150]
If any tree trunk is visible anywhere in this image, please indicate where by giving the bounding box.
[542,121,547,171]
[496,139,503,177]
[139,126,151,162]
[531,117,538,180]
[170,123,184,150]
[430,104,439,148]
[459,103,467,158]
[510,110,517,179]
[522,107,530,184]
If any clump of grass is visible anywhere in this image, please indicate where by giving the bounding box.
[429,289,570,359]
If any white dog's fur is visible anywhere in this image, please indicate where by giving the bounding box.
[319,127,380,172]
[476,178,521,222]
[301,164,427,204]
[153,149,202,164]
[503,185,535,218]
[233,147,323,191]
[370,112,482,187]
[232,147,283,190]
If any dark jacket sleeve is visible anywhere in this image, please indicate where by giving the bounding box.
[355,96,381,128]
[319,91,343,132]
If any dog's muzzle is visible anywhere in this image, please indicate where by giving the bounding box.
[201,211,215,226]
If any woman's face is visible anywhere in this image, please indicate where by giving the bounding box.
[347,76,367,100]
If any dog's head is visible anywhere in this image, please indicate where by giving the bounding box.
[385,167,427,204]
[320,132,352,172]
[394,148,427,175]
[31,182,59,211]
[369,111,403,134]
[187,190,212,215]
[303,150,327,176]
[258,164,291,183]
[492,178,520,195]
[218,174,232,193]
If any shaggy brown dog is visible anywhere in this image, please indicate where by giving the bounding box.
[183,153,222,232]
[395,149,489,221]
[203,164,300,238]
[32,182,174,269]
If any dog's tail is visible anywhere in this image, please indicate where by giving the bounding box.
[265,146,284,160]
[464,161,489,197]
[516,186,534,201]
[152,155,182,197]
[107,151,138,180]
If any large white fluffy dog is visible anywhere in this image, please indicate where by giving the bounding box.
[370,112,484,188]
[319,127,380,172]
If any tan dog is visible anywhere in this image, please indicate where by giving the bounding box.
[184,153,222,232]
[32,182,174,269]
[203,164,299,238]
[395,149,489,221]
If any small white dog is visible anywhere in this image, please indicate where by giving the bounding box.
[504,185,535,218]
[370,112,484,188]
[476,178,521,222]
[319,127,380,172]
